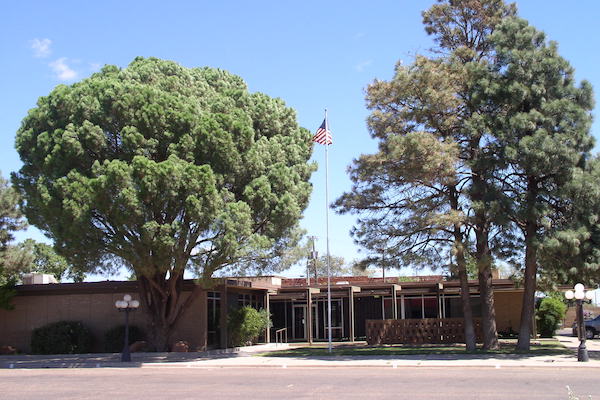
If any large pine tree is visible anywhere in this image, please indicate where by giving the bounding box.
[483,17,595,350]
[337,0,517,350]
[13,58,315,349]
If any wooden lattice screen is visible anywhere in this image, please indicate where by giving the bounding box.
[366,318,483,345]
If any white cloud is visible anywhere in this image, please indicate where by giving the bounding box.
[49,58,77,81]
[30,38,52,58]
[354,59,373,72]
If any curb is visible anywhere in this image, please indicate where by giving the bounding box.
[4,358,600,370]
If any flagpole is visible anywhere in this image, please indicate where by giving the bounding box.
[324,108,332,354]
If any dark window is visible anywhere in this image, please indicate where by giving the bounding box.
[444,296,482,318]
[237,293,261,309]
[383,297,394,319]
[423,297,438,318]
[405,297,422,319]
[207,291,221,347]
[444,296,462,318]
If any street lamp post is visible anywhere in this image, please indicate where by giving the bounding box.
[565,284,594,362]
[115,294,140,362]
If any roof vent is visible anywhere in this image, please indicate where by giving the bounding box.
[21,273,58,285]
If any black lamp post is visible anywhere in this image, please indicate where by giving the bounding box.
[565,284,594,362]
[115,294,140,362]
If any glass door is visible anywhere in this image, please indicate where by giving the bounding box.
[292,305,306,340]
[311,304,319,340]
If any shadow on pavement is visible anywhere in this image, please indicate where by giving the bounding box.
[0,351,247,369]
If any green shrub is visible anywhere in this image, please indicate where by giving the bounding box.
[103,325,145,353]
[31,321,94,354]
[228,306,272,347]
[537,297,567,338]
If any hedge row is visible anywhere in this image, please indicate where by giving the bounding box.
[30,321,145,354]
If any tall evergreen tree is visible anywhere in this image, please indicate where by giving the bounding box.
[421,0,517,350]
[0,174,32,309]
[538,159,600,286]
[483,17,595,350]
[337,0,516,350]
[335,120,477,348]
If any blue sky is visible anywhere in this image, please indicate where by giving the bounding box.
[2,1,600,279]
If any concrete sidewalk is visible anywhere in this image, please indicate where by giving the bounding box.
[2,334,599,369]
[0,343,290,369]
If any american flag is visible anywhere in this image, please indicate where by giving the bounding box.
[313,118,332,145]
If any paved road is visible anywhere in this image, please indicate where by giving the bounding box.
[1,367,598,400]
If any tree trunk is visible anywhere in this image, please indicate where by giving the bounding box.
[475,221,499,350]
[471,172,499,349]
[456,237,477,351]
[517,179,539,351]
[148,317,171,352]
[449,185,476,351]
[469,136,499,350]
[138,272,196,351]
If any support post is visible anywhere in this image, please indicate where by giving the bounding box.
[307,288,313,344]
[348,287,355,342]
[122,309,131,362]
[265,291,271,343]
[392,286,398,320]
[219,284,228,348]
[401,294,405,319]
[437,283,443,318]
[577,299,589,362]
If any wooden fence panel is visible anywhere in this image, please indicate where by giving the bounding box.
[366,318,483,345]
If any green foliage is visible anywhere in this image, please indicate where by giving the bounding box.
[277,237,374,279]
[422,0,516,57]
[308,255,348,278]
[20,239,84,282]
[479,14,595,348]
[103,325,145,353]
[486,15,594,263]
[13,57,314,278]
[538,159,600,286]
[0,277,17,310]
[227,306,271,347]
[536,297,567,338]
[0,174,31,309]
[13,57,314,348]
[0,238,81,310]
[0,174,27,253]
[337,0,596,351]
[31,321,94,354]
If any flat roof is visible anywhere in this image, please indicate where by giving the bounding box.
[13,278,266,296]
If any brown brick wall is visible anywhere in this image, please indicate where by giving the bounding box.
[0,290,208,353]
[170,290,208,352]
[493,290,523,334]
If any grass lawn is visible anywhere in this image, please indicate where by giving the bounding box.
[259,339,571,357]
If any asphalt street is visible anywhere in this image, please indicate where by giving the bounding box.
[1,367,598,400]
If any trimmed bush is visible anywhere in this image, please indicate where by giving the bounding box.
[103,325,146,353]
[31,321,93,354]
[228,306,272,347]
[537,297,567,338]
